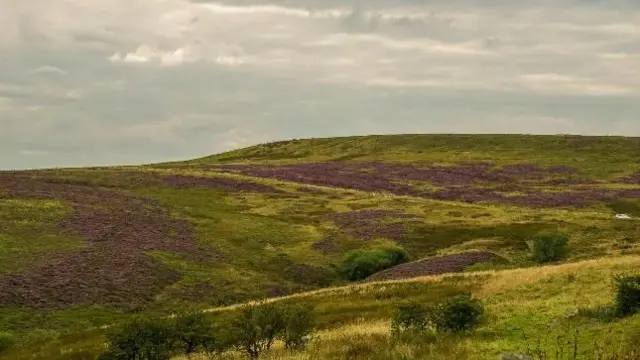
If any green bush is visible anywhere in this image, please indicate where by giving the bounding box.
[99,316,177,360]
[174,311,229,357]
[613,274,640,317]
[230,303,286,360]
[390,301,429,336]
[0,332,15,354]
[529,234,569,263]
[339,246,409,281]
[59,350,101,360]
[282,303,315,351]
[431,293,484,333]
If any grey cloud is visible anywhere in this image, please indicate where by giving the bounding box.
[1,0,639,170]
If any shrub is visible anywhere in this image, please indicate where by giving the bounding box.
[529,234,569,263]
[339,246,409,281]
[59,350,101,360]
[282,303,315,351]
[390,301,429,336]
[613,274,640,317]
[173,312,229,357]
[431,293,484,333]
[99,316,177,360]
[0,332,14,354]
[230,303,286,360]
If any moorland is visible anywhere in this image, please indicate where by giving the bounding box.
[1,134,639,359]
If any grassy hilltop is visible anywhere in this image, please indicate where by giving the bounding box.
[0,134,639,359]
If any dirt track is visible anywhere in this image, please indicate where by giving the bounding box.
[365,251,503,282]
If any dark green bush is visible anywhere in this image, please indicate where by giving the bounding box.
[0,332,15,354]
[339,246,409,281]
[59,350,100,360]
[530,234,569,263]
[230,303,287,360]
[282,303,315,351]
[390,301,429,336]
[99,316,177,360]
[431,293,484,333]
[173,311,229,357]
[613,274,640,317]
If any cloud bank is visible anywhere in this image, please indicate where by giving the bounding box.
[1,0,639,169]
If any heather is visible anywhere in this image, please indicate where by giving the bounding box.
[0,134,639,359]
[209,162,639,208]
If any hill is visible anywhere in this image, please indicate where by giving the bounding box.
[0,134,639,359]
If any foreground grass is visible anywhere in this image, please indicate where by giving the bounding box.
[190,255,640,360]
[8,255,640,359]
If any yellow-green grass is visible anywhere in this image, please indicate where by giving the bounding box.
[182,255,640,360]
[0,199,83,274]
[15,255,640,360]
[172,134,640,179]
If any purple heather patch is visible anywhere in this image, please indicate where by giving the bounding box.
[322,210,422,241]
[619,171,640,184]
[161,174,284,194]
[0,173,220,310]
[209,162,631,208]
[212,162,586,191]
[497,164,577,180]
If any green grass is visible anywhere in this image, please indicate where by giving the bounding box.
[1,134,639,359]
[0,199,83,274]
[178,134,640,178]
[171,256,640,360]
[14,256,640,360]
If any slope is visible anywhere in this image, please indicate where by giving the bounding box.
[13,255,640,359]
[0,134,639,359]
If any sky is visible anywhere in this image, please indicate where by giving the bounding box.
[1,0,640,169]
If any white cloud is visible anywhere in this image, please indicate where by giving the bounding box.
[519,73,632,96]
[30,66,67,75]
[215,55,244,66]
[19,149,49,156]
[214,127,273,151]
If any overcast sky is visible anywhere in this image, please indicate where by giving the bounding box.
[1,0,639,169]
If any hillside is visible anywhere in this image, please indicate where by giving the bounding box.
[0,134,639,359]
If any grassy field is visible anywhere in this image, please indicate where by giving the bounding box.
[176,255,640,360]
[0,134,639,359]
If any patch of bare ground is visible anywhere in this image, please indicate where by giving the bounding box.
[365,251,504,282]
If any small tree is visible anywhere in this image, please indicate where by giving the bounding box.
[613,274,640,317]
[100,316,177,360]
[0,332,14,354]
[530,234,569,263]
[282,303,315,351]
[390,301,429,336]
[431,294,484,333]
[230,303,286,360]
[174,312,228,357]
